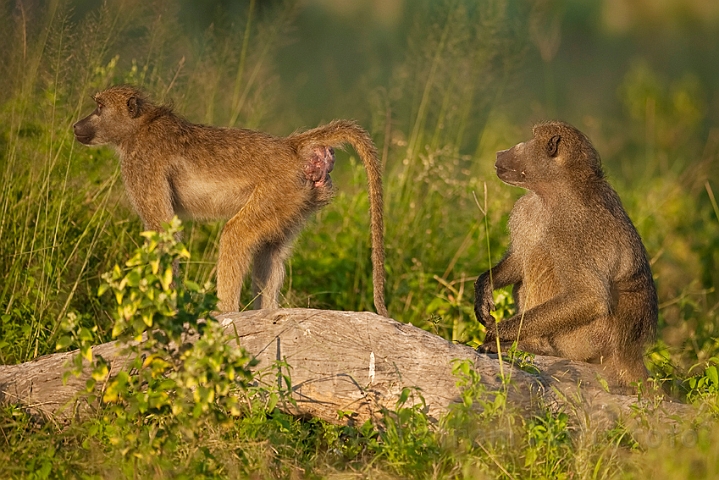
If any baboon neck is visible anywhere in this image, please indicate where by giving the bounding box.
[143,104,176,124]
[534,178,604,209]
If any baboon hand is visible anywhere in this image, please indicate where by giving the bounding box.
[475,297,495,327]
[477,334,516,355]
[474,273,495,327]
[476,335,498,354]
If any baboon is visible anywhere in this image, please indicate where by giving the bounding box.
[474,121,657,387]
[73,85,387,316]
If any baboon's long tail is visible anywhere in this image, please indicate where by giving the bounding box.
[290,120,388,317]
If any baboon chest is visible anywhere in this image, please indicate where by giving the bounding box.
[516,242,561,310]
[509,197,561,309]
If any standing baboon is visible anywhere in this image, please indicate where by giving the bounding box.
[474,121,657,387]
[73,85,387,316]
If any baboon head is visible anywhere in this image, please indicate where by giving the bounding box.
[73,85,150,146]
[495,121,604,192]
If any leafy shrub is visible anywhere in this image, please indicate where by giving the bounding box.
[59,218,257,468]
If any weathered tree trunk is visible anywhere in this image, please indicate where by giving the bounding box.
[0,309,692,428]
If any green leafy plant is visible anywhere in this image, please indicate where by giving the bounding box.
[524,410,572,479]
[686,358,719,414]
[449,358,508,421]
[375,387,440,475]
[59,218,257,463]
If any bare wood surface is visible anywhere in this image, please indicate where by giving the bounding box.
[0,309,693,428]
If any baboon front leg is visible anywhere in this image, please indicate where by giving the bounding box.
[482,292,608,349]
[474,252,522,327]
[252,239,295,310]
[477,336,557,356]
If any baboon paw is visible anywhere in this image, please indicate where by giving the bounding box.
[476,342,498,354]
[474,301,495,327]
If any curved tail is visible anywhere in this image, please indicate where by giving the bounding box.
[289,120,388,317]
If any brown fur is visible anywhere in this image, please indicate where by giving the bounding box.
[73,85,387,315]
[474,121,657,387]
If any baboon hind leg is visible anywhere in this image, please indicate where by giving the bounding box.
[252,237,296,310]
[216,193,308,313]
[601,353,650,388]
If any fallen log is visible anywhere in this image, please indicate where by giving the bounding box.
[0,308,693,430]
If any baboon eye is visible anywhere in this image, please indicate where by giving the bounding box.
[546,135,561,157]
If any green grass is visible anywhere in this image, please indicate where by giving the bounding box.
[1,0,719,477]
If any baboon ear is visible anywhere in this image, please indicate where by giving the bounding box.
[546,135,561,157]
[127,96,141,118]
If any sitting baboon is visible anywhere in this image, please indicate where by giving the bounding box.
[474,121,657,387]
[73,85,387,316]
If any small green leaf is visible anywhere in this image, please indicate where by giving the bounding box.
[81,345,93,362]
[55,335,73,351]
[92,362,109,381]
[706,365,718,386]
[397,387,411,407]
[111,322,124,339]
[126,269,142,287]
[78,326,94,342]
[268,392,279,411]
[161,266,173,291]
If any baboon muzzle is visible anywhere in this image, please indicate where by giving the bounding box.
[73,119,95,145]
[495,147,524,186]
